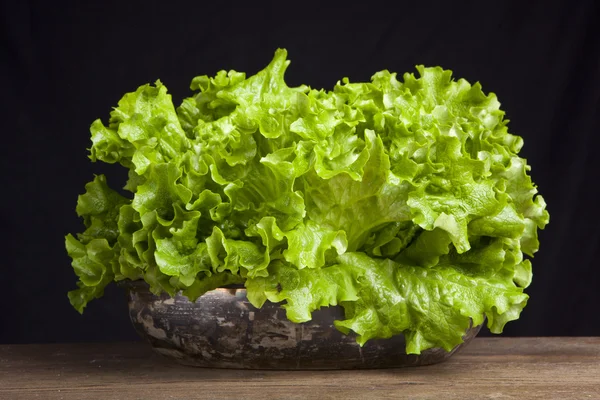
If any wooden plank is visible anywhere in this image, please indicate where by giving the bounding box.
[1,338,599,399]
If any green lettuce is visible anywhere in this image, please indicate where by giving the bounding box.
[66,49,549,354]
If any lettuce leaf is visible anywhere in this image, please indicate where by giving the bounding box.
[67,49,549,354]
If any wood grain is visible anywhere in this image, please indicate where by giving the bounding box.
[1,337,599,400]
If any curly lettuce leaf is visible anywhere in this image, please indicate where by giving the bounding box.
[66,175,129,313]
[245,260,362,322]
[334,252,528,353]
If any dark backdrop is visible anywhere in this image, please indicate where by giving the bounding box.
[2,0,598,344]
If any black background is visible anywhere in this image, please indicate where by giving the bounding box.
[2,0,598,344]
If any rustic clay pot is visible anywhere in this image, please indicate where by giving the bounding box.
[124,281,482,369]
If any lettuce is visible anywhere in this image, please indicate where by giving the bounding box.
[66,49,549,354]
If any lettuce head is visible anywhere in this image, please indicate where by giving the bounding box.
[66,49,549,354]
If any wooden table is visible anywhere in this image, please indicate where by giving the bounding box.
[1,337,599,399]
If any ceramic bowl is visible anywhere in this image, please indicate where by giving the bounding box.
[124,281,482,369]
